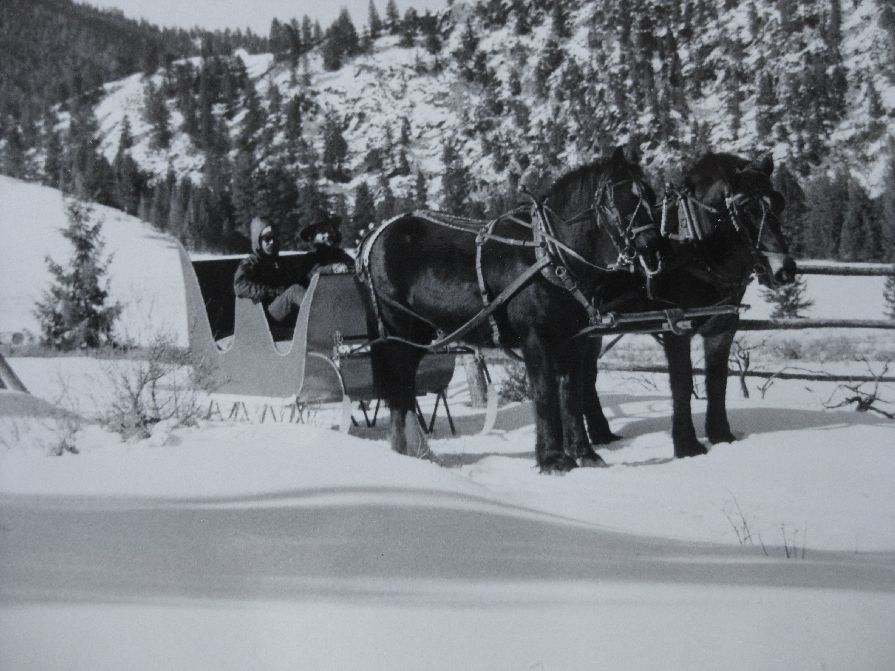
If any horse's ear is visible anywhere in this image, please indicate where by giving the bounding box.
[610,145,640,166]
[750,153,774,176]
[611,145,626,164]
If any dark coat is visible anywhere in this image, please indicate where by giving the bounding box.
[233,254,303,305]
[308,245,354,276]
[233,218,304,306]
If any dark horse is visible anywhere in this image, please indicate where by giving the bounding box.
[582,152,797,457]
[358,147,664,472]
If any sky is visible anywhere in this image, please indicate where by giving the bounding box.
[84,0,450,34]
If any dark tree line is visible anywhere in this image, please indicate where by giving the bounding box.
[2,0,894,263]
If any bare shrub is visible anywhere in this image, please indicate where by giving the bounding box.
[101,334,215,439]
[824,359,894,419]
[499,360,531,402]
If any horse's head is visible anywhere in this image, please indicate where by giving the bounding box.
[672,152,796,288]
[542,147,665,277]
[599,146,666,274]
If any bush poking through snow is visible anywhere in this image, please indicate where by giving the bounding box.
[824,359,895,419]
[499,360,531,402]
[100,334,214,439]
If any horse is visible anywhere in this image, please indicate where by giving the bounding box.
[580,152,797,458]
[357,147,664,472]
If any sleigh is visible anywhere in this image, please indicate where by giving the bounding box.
[177,243,458,433]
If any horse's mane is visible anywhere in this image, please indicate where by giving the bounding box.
[686,152,754,192]
[547,154,645,214]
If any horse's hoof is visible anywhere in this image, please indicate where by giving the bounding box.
[539,453,578,474]
[708,431,736,445]
[674,440,709,458]
[591,431,623,446]
[577,453,608,468]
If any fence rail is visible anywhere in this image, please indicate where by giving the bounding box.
[794,260,895,277]
[598,363,895,384]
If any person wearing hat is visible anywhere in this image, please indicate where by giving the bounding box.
[233,217,308,325]
[299,214,354,276]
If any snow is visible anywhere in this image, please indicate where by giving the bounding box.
[2,176,895,669]
[0,176,188,345]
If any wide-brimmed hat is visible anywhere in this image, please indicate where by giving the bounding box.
[299,214,343,244]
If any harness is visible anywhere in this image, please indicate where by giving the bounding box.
[357,177,661,352]
[660,185,779,293]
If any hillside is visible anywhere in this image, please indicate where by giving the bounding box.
[1,0,894,256]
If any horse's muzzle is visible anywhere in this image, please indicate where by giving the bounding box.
[764,253,797,287]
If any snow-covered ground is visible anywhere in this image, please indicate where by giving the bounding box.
[2,176,895,669]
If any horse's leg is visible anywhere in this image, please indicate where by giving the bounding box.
[372,342,422,457]
[522,331,578,473]
[582,338,623,445]
[558,345,606,467]
[661,333,708,458]
[703,328,737,444]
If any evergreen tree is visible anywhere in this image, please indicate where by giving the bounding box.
[238,79,264,149]
[760,277,814,319]
[143,81,172,150]
[35,200,121,350]
[803,170,849,258]
[322,110,349,181]
[755,72,776,138]
[884,277,895,320]
[377,173,396,220]
[322,33,343,71]
[385,0,401,34]
[43,129,63,188]
[550,2,571,39]
[867,80,884,120]
[840,177,879,261]
[440,138,472,214]
[368,0,383,40]
[773,164,809,256]
[349,180,377,244]
[880,153,895,260]
[399,9,418,47]
[414,168,429,208]
[231,148,256,229]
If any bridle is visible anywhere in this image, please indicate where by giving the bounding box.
[661,184,785,287]
[357,173,666,353]
[536,174,664,283]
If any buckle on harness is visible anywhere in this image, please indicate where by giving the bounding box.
[663,309,692,336]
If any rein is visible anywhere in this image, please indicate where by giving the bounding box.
[660,186,776,289]
[358,174,662,352]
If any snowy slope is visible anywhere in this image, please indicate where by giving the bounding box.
[0,176,188,345]
[77,0,895,210]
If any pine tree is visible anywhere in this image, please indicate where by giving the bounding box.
[385,0,401,34]
[368,0,383,40]
[322,110,349,181]
[349,181,377,244]
[440,138,472,214]
[867,80,884,120]
[35,200,121,350]
[231,148,256,229]
[377,174,397,221]
[43,130,63,188]
[884,277,895,320]
[414,168,429,208]
[840,178,880,261]
[760,277,814,319]
[143,81,172,150]
[550,3,571,39]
